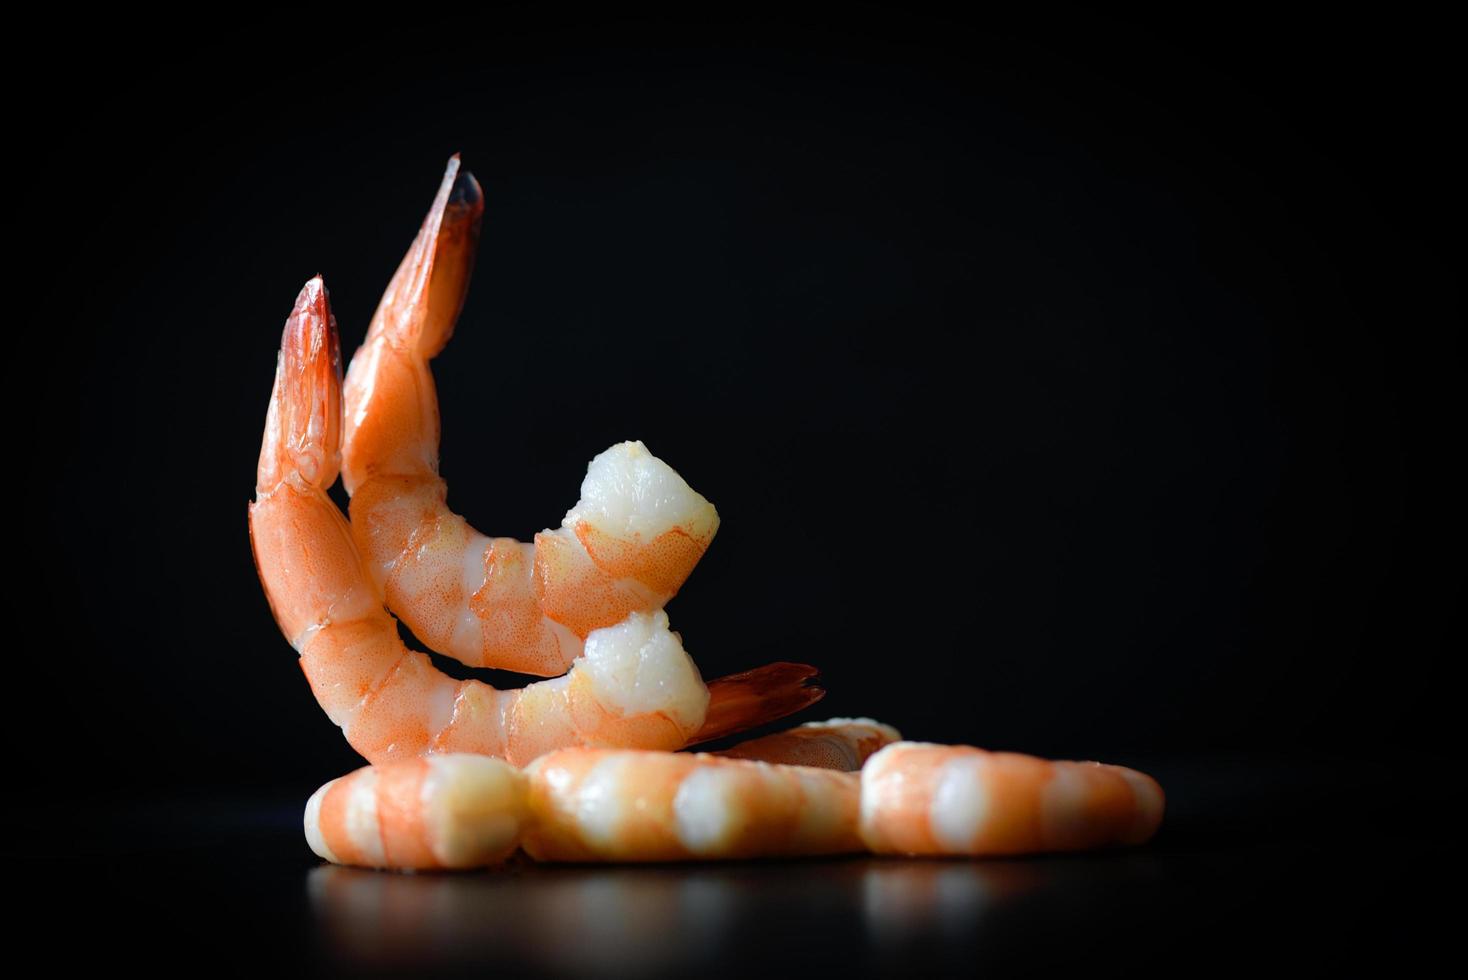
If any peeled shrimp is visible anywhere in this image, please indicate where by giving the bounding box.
[252,279,730,766]
[340,156,717,676]
[859,742,1165,856]
[304,754,529,870]
[713,717,901,770]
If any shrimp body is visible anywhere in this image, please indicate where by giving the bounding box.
[305,754,529,870]
[341,157,717,676]
[521,749,864,862]
[859,742,1165,856]
[251,280,712,767]
[714,717,901,770]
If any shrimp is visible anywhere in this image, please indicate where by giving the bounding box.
[304,754,529,870]
[250,279,719,766]
[859,742,1165,856]
[713,717,901,770]
[340,156,717,677]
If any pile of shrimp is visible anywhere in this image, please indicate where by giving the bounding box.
[251,157,1164,871]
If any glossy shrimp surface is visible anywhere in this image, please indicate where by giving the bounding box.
[305,754,529,870]
[341,156,718,677]
[250,280,713,766]
[859,742,1165,856]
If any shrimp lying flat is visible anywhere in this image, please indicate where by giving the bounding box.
[251,279,717,766]
[305,754,529,870]
[340,156,717,677]
[859,742,1165,856]
[713,717,901,770]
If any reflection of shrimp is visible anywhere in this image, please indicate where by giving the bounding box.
[860,743,1165,856]
[714,718,901,770]
[251,279,766,767]
[340,156,717,677]
[304,739,1164,870]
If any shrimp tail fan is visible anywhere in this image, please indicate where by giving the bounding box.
[689,662,825,744]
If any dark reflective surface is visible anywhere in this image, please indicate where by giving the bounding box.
[307,858,1057,975]
[10,12,1455,978]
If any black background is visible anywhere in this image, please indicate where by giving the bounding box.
[13,7,1459,975]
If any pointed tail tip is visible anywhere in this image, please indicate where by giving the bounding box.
[283,274,341,383]
[271,275,343,488]
[290,275,330,321]
[449,167,482,209]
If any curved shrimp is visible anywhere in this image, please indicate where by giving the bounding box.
[859,742,1165,856]
[340,156,717,677]
[713,717,901,770]
[250,279,715,766]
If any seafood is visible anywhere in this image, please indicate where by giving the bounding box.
[340,157,717,676]
[305,754,529,870]
[859,742,1165,856]
[303,739,1165,870]
[713,717,901,770]
[250,279,804,766]
[264,157,1168,876]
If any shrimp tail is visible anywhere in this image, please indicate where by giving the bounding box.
[342,155,481,491]
[255,276,342,494]
[250,278,373,649]
[369,153,483,360]
[690,662,826,744]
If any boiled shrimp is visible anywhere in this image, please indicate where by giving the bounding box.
[251,279,728,766]
[340,156,718,677]
[305,754,529,870]
[859,742,1165,856]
